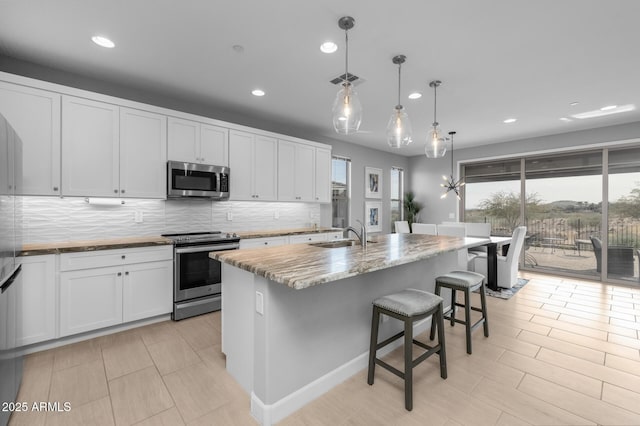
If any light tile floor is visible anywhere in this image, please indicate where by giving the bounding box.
[9,271,640,425]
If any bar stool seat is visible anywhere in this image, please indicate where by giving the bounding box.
[430,270,488,354]
[367,288,447,411]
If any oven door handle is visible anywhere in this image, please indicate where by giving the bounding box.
[175,243,240,254]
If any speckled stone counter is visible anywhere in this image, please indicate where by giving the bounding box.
[233,227,343,239]
[212,233,489,289]
[19,236,173,256]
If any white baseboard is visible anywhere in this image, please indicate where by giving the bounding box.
[249,317,435,425]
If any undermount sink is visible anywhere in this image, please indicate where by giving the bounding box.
[309,239,375,248]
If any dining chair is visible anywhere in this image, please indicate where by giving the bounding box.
[411,223,437,235]
[394,221,411,234]
[473,226,527,288]
[436,224,475,270]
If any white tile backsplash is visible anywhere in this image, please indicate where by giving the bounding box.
[21,197,321,243]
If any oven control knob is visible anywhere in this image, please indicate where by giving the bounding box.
[226,233,231,238]
[233,233,238,237]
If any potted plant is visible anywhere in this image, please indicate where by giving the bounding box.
[404,191,422,226]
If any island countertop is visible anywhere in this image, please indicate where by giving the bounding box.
[211,233,489,290]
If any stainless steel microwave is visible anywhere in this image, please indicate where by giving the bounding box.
[167,161,230,199]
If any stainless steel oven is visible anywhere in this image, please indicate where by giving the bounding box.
[162,232,240,320]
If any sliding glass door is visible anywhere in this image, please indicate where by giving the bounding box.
[607,147,640,282]
[462,144,640,284]
[524,151,602,277]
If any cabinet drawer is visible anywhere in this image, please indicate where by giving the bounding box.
[239,237,288,249]
[60,245,173,271]
[288,233,328,244]
[325,231,344,240]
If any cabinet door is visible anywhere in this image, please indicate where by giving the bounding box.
[0,82,61,195]
[62,96,119,197]
[59,266,123,337]
[253,135,278,201]
[167,117,199,163]
[314,148,332,203]
[123,260,172,322]
[277,140,296,201]
[17,255,56,345]
[200,124,228,166]
[294,143,315,201]
[229,130,255,200]
[120,108,167,198]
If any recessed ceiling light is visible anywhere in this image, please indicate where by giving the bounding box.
[570,102,579,106]
[91,35,115,48]
[560,117,572,122]
[571,104,635,119]
[251,89,265,97]
[600,105,617,111]
[408,92,422,100]
[503,118,517,124]
[320,42,338,53]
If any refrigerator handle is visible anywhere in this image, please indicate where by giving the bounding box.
[0,264,22,293]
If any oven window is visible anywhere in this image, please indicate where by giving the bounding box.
[177,251,222,290]
[172,169,217,191]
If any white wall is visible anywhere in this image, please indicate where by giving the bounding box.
[408,121,640,224]
[320,139,410,234]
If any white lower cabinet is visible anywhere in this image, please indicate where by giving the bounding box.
[59,245,172,337]
[123,260,173,322]
[59,265,123,337]
[17,255,56,346]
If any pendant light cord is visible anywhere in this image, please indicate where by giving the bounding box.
[450,134,454,173]
[432,84,438,127]
[344,28,349,83]
[397,61,401,107]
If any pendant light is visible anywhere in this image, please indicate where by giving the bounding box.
[332,16,362,135]
[386,55,412,148]
[441,131,465,200]
[425,80,447,158]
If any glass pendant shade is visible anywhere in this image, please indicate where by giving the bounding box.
[332,82,363,134]
[425,126,447,158]
[386,106,412,148]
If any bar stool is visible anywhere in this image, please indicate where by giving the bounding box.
[367,288,447,411]
[430,270,488,354]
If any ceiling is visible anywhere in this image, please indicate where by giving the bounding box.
[1,0,639,156]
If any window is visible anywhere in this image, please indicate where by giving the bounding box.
[390,167,404,230]
[332,156,351,228]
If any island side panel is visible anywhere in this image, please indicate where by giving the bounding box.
[221,264,256,394]
[253,251,457,407]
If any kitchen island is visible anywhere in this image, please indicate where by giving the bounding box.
[211,233,488,425]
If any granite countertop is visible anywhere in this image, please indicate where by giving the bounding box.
[211,233,490,290]
[234,227,344,239]
[20,236,174,257]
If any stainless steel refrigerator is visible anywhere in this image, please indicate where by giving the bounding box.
[0,112,23,426]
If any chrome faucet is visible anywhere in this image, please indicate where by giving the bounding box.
[344,219,367,248]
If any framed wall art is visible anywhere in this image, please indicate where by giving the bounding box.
[365,201,382,233]
[365,167,382,199]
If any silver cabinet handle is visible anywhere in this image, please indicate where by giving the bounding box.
[53,186,59,191]
[117,272,122,276]
[114,189,118,193]
[125,271,129,275]
[121,255,125,259]
[121,189,125,193]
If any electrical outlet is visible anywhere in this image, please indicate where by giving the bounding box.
[274,210,279,219]
[227,212,233,221]
[134,211,143,223]
[449,212,455,219]
[255,291,264,315]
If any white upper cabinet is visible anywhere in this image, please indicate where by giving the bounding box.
[62,96,120,197]
[278,140,315,202]
[314,148,332,203]
[229,130,277,201]
[168,117,228,166]
[62,96,167,198]
[0,81,61,196]
[120,107,167,198]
